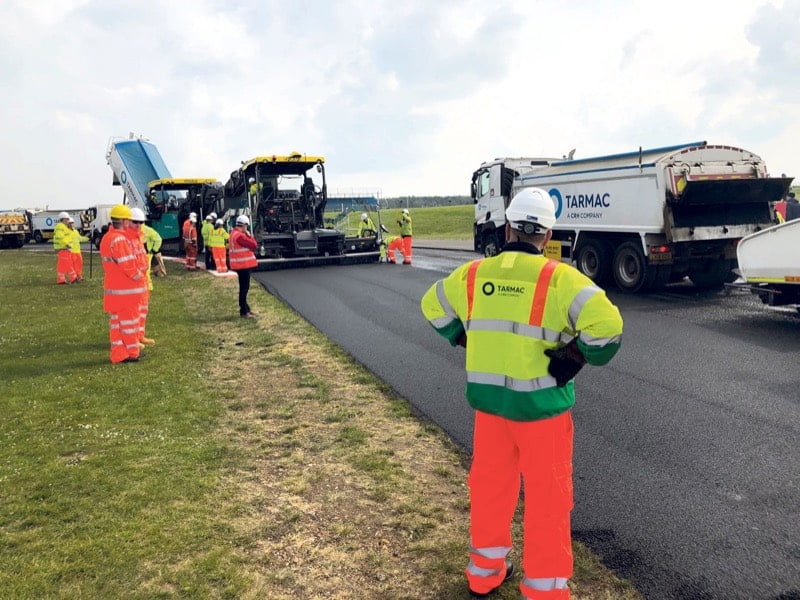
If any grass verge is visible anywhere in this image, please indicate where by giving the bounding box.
[0,250,641,599]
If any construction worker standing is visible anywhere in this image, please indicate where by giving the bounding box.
[357,212,377,237]
[398,208,413,264]
[100,204,146,364]
[66,217,89,282]
[229,215,258,318]
[420,188,623,599]
[53,211,76,284]
[207,218,230,273]
[201,212,216,270]
[129,208,156,347]
[182,212,198,270]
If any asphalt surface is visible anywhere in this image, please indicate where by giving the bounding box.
[254,244,800,600]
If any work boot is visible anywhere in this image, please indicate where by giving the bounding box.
[469,563,514,598]
[141,337,155,345]
[137,342,146,350]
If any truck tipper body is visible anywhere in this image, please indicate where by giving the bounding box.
[106,135,223,251]
[473,141,791,292]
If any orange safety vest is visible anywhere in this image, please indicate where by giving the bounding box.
[182,219,197,245]
[100,226,146,313]
[229,228,258,270]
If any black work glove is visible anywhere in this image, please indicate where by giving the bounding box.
[456,332,467,348]
[544,340,586,387]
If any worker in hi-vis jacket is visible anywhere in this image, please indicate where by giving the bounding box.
[421,187,623,599]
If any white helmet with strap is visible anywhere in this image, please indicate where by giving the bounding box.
[505,187,556,234]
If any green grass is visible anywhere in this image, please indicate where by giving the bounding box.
[0,252,245,599]
[378,205,473,239]
[331,205,474,240]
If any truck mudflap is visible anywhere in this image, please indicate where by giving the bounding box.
[253,251,380,271]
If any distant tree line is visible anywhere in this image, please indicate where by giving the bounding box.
[380,195,471,209]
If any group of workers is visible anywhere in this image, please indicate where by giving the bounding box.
[52,211,90,284]
[357,208,413,265]
[183,211,230,273]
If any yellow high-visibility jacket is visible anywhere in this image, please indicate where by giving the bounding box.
[421,242,623,421]
[207,227,230,248]
[52,222,71,251]
[67,228,89,253]
[399,213,412,236]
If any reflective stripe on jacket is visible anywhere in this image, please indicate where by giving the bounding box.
[207,227,230,248]
[182,220,197,244]
[421,243,623,421]
[229,228,257,270]
[100,225,145,312]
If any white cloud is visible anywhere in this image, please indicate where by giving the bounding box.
[0,0,798,211]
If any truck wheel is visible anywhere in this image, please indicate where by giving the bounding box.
[612,241,656,293]
[689,259,736,289]
[33,231,43,244]
[483,231,502,257]
[575,239,611,284]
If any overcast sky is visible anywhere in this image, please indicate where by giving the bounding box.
[1,0,799,211]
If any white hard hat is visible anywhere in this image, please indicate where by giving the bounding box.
[205,214,214,220]
[402,209,409,214]
[130,207,146,222]
[361,213,368,220]
[209,212,217,219]
[505,187,556,234]
[189,211,198,218]
[236,215,250,225]
[248,177,255,183]
[67,217,75,223]
[58,211,70,220]
[215,219,223,226]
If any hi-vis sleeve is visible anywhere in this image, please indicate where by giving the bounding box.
[558,270,623,366]
[420,263,470,346]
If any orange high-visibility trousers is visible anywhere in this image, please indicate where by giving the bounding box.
[467,410,573,599]
[56,249,76,283]
[109,304,141,363]
[401,235,413,264]
[387,237,404,262]
[184,243,198,270]
[212,247,228,272]
[71,252,84,281]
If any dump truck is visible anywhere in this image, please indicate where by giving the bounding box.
[223,153,381,269]
[106,135,222,252]
[726,219,800,312]
[473,142,791,292]
[0,210,30,249]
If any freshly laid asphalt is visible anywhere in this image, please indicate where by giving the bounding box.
[252,242,800,600]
